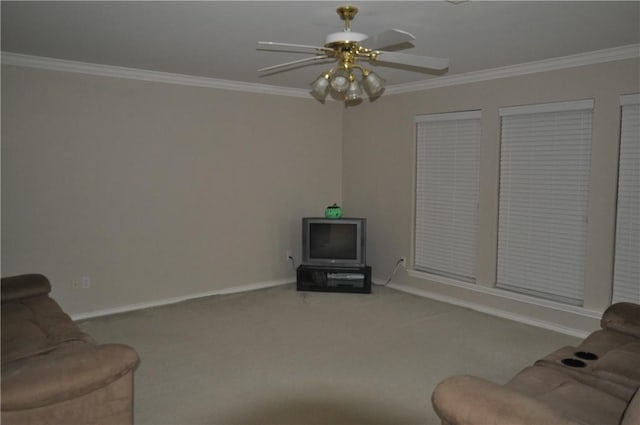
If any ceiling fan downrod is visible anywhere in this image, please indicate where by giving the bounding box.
[337,5,358,32]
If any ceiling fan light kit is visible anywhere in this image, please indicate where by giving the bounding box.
[330,68,351,93]
[259,5,449,104]
[310,73,331,99]
[346,76,364,101]
[362,70,385,97]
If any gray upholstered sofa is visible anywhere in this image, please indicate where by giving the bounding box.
[432,302,640,425]
[1,274,139,425]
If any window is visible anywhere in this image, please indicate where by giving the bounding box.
[414,111,481,282]
[497,100,594,306]
[612,94,640,304]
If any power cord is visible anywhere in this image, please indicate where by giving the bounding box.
[379,257,404,286]
[288,255,296,270]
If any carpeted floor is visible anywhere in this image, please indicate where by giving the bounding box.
[78,284,580,424]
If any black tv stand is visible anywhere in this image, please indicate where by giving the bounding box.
[296,265,371,294]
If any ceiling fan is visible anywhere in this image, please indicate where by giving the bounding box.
[258,5,449,102]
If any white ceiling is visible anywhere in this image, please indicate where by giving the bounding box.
[2,1,639,91]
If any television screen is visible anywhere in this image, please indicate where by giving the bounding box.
[309,223,357,260]
[302,218,366,266]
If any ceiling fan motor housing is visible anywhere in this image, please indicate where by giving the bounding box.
[325,31,367,47]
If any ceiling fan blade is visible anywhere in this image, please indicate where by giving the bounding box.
[258,41,334,54]
[360,29,415,50]
[258,55,331,73]
[374,51,449,70]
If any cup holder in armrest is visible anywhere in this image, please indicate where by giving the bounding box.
[561,358,587,368]
[574,351,598,361]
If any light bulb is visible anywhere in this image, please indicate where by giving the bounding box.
[330,69,350,93]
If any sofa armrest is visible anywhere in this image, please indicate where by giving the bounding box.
[1,343,139,410]
[431,375,585,425]
[1,274,51,303]
[601,302,640,338]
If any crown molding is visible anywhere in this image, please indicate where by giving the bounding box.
[384,43,640,95]
[3,44,639,99]
[1,51,311,99]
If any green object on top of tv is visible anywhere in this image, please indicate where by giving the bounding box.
[325,203,343,219]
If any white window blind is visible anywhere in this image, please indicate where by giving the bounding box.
[613,94,640,304]
[414,111,481,282]
[497,100,594,306]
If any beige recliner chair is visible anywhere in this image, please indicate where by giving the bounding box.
[1,274,139,425]
[432,302,640,425]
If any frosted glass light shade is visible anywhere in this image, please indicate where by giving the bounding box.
[330,69,350,93]
[362,72,385,97]
[310,74,330,99]
[345,80,363,101]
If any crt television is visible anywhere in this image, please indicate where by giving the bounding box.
[302,217,366,267]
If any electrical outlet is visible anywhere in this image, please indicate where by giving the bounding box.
[81,276,91,289]
[400,257,407,267]
[285,250,292,261]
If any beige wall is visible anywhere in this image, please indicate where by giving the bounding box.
[1,66,343,316]
[3,58,638,332]
[342,58,640,334]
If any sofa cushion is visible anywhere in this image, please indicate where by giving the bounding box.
[506,365,628,425]
[534,342,640,401]
[1,295,92,363]
[593,342,640,389]
[601,303,640,339]
[1,343,139,410]
[580,328,638,354]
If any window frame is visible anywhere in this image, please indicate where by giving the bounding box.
[413,110,482,283]
[496,99,595,306]
[612,93,640,304]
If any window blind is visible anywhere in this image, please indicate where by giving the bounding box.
[414,111,481,282]
[497,100,594,305]
[612,94,640,304]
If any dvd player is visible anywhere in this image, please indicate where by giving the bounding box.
[327,272,365,280]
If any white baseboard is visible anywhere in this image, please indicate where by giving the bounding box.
[373,278,592,339]
[71,278,294,321]
[74,275,593,338]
